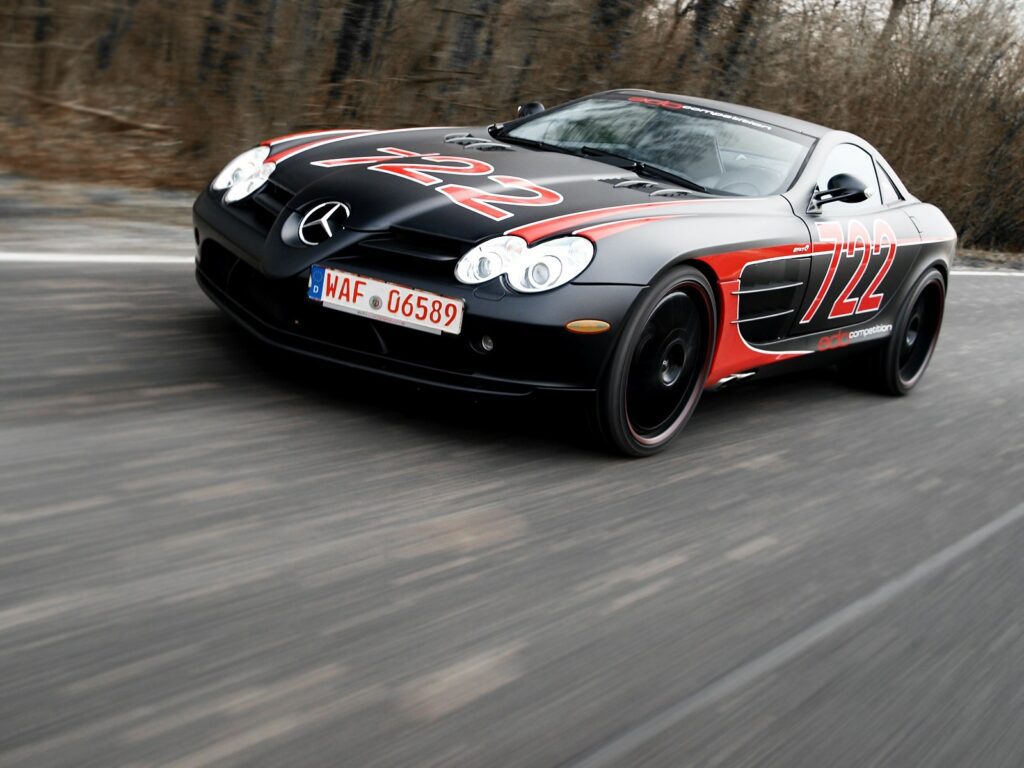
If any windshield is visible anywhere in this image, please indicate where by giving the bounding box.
[503,94,814,197]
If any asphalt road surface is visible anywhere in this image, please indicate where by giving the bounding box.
[1,228,1023,766]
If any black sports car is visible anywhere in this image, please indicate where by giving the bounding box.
[194,89,955,455]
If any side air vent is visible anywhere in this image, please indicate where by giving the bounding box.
[734,257,810,343]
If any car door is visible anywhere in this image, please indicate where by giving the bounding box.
[793,142,920,335]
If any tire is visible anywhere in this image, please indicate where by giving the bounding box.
[844,267,946,396]
[595,265,717,457]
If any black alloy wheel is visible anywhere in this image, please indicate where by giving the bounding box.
[841,267,946,396]
[596,265,716,456]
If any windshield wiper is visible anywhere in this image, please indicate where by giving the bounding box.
[581,146,708,193]
[488,130,579,156]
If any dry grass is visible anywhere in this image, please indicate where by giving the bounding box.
[1,0,1021,251]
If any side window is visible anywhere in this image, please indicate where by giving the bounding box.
[876,163,903,205]
[816,143,880,213]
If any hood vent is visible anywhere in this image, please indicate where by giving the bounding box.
[444,133,513,151]
[599,177,691,198]
[467,142,513,151]
[613,179,658,190]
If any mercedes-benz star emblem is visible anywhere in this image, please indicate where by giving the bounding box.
[298,201,350,246]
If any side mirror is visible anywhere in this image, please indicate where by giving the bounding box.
[516,101,545,118]
[808,173,872,213]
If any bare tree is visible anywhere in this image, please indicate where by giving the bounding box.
[1,0,1021,251]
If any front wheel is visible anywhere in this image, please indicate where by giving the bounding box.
[595,266,717,457]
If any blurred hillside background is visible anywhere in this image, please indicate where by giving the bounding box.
[1,0,1022,251]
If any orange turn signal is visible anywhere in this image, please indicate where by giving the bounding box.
[565,319,611,334]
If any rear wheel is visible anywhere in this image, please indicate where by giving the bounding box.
[595,266,716,457]
[844,267,946,395]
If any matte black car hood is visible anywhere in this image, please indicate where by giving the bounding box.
[266,127,734,243]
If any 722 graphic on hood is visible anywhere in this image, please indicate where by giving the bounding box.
[312,146,563,220]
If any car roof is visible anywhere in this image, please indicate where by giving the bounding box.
[611,89,831,139]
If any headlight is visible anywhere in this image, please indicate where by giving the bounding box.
[210,146,275,203]
[454,236,525,284]
[455,235,594,293]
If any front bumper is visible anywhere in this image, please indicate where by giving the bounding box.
[194,200,643,396]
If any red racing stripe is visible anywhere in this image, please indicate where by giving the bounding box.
[505,198,763,244]
[261,129,368,147]
[505,201,697,243]
[266,131,378,164]
[573,215,686,241]
[265,126,462,165]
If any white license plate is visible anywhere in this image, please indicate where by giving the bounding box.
[307,266,464,335]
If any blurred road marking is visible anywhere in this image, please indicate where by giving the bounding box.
[0,252,193,265]
[400,641,525,721]
[724,535,778,560]
[566,501,1024,768]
